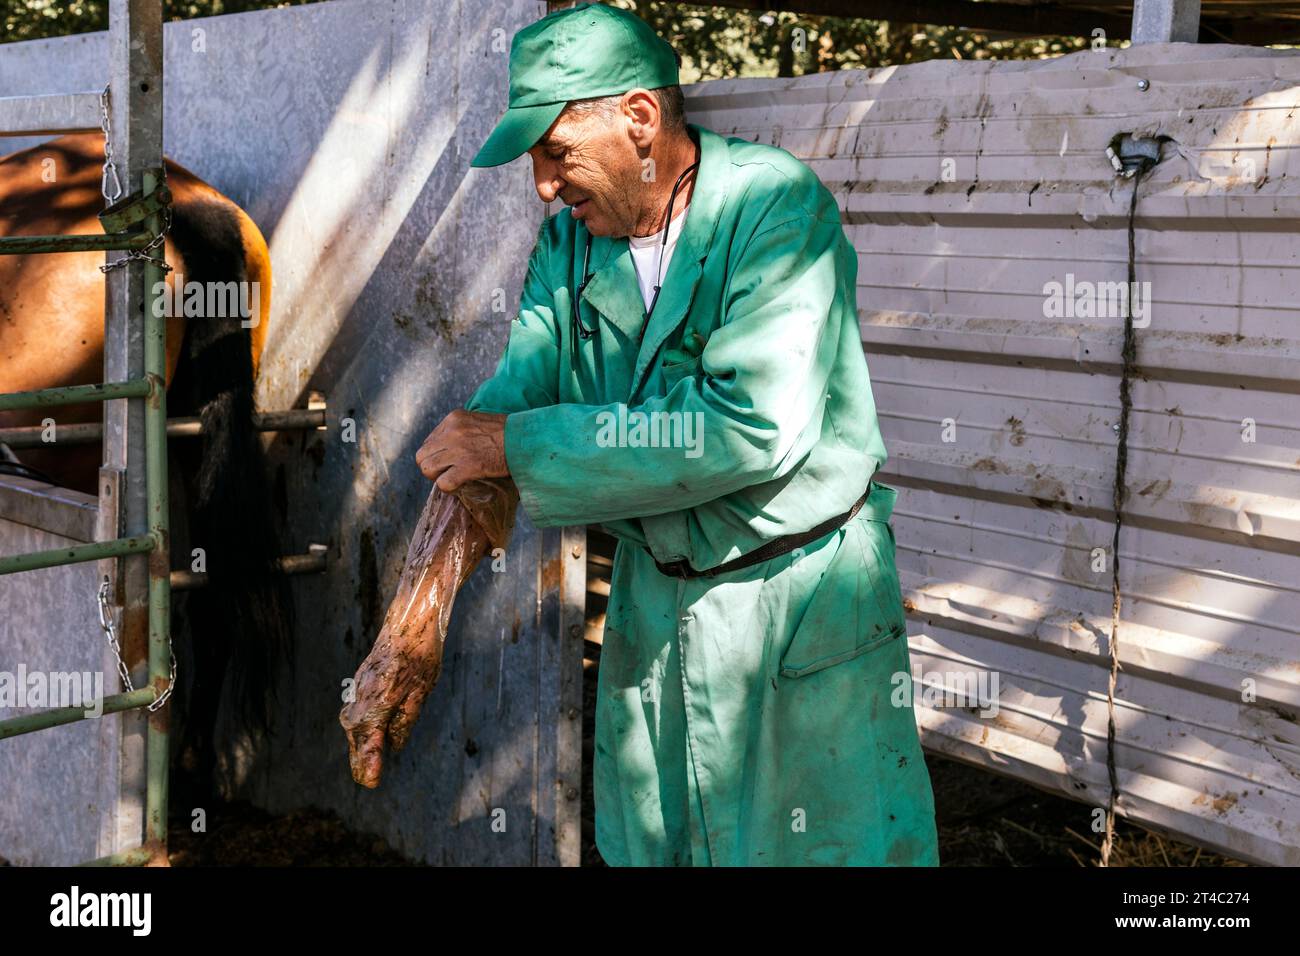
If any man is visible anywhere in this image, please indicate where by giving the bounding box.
[416,2,939,867]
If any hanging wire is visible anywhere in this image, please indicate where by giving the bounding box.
[1100,147,1157,867]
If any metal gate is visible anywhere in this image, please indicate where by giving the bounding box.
[0,0,172,866]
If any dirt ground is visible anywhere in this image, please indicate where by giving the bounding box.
[168,803,414,867]
[167,659,1248,867]
[167,757,1248,867]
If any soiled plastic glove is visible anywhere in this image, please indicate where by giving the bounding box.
[340,477,518,788]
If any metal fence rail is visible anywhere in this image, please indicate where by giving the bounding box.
[0,0,170,866]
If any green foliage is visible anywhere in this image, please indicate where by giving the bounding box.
[613,1,1092,81]
[2,0,313,44]
[5,0,1093,70]
[4,0,102,44]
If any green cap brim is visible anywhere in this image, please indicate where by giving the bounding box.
[470,101,566,167]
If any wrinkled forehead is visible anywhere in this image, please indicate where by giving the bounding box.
[537,105,608,151]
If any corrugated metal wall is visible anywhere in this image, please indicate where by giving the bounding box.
[690,43,1300,865]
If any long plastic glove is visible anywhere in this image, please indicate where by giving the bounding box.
[339,477,518,788]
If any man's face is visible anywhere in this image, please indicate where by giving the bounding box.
[526,106,644,238]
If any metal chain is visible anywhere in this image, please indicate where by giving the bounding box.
[94,83,179,713]
[97,576,135,693]
[96,577,178,713]
[98,84,173,275]
[150,641,178,713]
[100,203,173,275]
[99,85,122,204]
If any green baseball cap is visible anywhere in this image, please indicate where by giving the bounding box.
[470,2,680,168]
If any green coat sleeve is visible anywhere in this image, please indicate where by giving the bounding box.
[506,211,849,527]
[463,229,560,416]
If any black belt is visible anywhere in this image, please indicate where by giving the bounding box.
[649,484,873,580]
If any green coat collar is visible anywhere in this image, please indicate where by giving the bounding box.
[576,122,730,398]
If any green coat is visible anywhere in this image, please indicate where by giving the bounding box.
[466,122,938,866]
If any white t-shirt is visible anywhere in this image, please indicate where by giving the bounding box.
[628,203,689,313]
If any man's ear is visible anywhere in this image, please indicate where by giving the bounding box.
[623,90,660,149]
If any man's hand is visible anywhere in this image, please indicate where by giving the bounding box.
[416,409,509,492]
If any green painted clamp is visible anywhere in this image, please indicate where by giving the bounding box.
[98,169,172,234]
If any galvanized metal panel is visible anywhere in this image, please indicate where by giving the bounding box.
[0,93,102,137]
[0,483,134,866]
[0,0,582,865]
[212,0,577,866]
[690,43,1300,865]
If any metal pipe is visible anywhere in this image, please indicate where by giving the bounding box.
[0,407,326,448]
[255,407,328,432]
[142,165,171,851]
[169,546,328,591]
[0,533,155,576]
[1131,0,1202,43]
[82,845,157,867]
[0,232,158,256]
[0,687,158,740]
[0,379,153,412]
[0,92,103,138]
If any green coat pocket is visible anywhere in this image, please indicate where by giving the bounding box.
[659,354,702,391]
[777,519,907,679]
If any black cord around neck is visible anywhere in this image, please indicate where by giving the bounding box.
[645,135,701,324]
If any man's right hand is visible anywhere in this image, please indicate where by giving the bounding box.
[415,409,509,493]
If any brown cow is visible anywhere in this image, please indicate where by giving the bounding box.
[0,133,291,803]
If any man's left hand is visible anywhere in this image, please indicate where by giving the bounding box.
[415,409,509,492]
